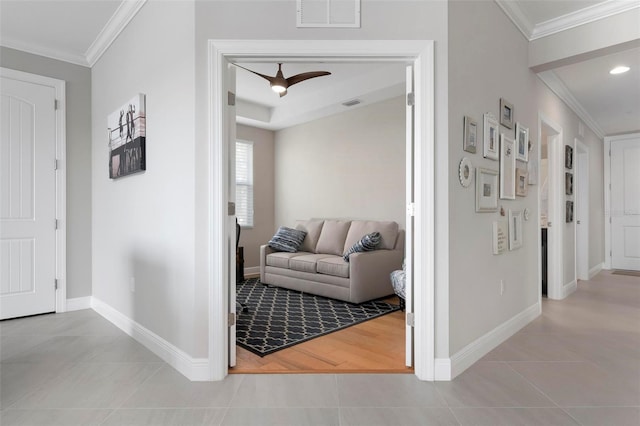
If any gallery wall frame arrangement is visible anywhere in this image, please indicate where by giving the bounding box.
[565,145,573,169]
[499,133,516,200]
[108,93,146,179]
[483,113,499,160]
[516,168,528,197]
[476,168,499,212]
[508,209,523,250]
[500,98,514,129]
[515,122,529,162]
[463,116,478,154]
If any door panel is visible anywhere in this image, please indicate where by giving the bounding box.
[227,62,237,367]
[611,137,640,270]
[405,64,414,367]
[1,76,56,319]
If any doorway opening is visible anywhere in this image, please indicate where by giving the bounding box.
[575,139,589,281]
[207,40,436,381]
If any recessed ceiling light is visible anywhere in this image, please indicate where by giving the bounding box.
[610,66,630,75]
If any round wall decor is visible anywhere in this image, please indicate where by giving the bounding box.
[459,157,473,187]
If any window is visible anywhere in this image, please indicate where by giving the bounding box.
[235,140,254,227]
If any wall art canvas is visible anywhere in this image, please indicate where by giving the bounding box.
[565,172,573,195]
[566,200,574,223]
[565,145,573,169]
[500,133,516,200]
[108,93,146,179]
[493,221,508,255]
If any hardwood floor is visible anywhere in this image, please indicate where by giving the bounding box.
[230,295,413,374]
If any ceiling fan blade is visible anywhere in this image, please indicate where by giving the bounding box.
[233,63,276,84]
[279,89,288,98]
[286,71,331,87]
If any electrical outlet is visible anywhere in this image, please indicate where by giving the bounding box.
[500,279,504,296]
[130,277,135,292]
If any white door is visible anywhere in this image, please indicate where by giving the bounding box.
[226,61,238,367]
[1,74,57,319]
[611,136,640,271]
[575,143,589,280]
[404,65,414,367]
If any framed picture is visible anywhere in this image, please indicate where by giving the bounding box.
[566,201,574,223]
[459,157,474,187]
[483,113,499,160]
[476,168,499,212]
[500,98,514,129]
[515,122,529,162]
[565,145,573,169]
[500,133,516,200]
[516,168,528,197]
[565,172,573,195]
[108,93,146,179]
[463,116,478,154]
[493,221,508,255]
[508,209,523,250]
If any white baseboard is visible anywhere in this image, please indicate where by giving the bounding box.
[434,358,452,381]
[562,279,577,298]
[450,302,540,379]
[91,297,210,381]
[244,266,260,276]
[66,296,92,311]
[589,263,603,279]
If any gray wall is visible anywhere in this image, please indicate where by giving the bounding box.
[236,124,275,270]
[274,96,406,229]
[91,1,197,354]
[0,46,92,299]
[448,1,604,356]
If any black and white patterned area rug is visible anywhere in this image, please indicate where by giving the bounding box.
[235,278,401,357]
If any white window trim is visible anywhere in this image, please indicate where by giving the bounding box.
[235,139,254,228]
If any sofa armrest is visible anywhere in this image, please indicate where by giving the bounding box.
[260,244,276,282]
[349,249,404,303]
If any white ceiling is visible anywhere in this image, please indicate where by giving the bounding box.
[0,0,637,135]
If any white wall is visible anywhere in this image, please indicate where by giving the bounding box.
[274,96,406,229]
[193,0,450,360]
[0,46,92,299]
[91,1,197,355]
[236,124,275,269]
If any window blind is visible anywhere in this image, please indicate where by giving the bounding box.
[236,140,254,227]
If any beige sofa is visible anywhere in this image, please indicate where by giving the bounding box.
[260,219,404,304]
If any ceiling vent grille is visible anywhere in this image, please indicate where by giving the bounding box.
[297,0,361,28]
[342,99,362,107]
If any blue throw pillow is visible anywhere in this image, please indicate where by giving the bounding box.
[268,226,307,253]
[343,232,381,262]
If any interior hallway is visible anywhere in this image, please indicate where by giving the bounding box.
[1,270,638,425]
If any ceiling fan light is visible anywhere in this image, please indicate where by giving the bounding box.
[271,83,287,93]
[610,66,630,75]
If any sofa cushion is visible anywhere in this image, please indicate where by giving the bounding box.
[268,226,307,252]
[317,257,350,278]
[289,254,333,273]
[295,219,325,253]
[315,220,351,255]
[343,232,382,262]
[343,220,399,252]
[266,252,308,269]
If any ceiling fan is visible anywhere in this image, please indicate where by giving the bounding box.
[234,63,331,97]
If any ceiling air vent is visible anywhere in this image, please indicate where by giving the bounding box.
[342,99,362,107]
[297,0,361,28]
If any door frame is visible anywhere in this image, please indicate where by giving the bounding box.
[207,39,436,381]
[574,139,589,280]
[0,67,66,314]
[604,132,640,270]
[538,113,565,300]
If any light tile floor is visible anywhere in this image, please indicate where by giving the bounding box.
[1,270,638,425]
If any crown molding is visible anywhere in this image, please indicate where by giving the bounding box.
[0,37,89,67]
[85,0,147,67]
[495,0,533,40]
[538,71,605,139]
[531,0,640,40]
